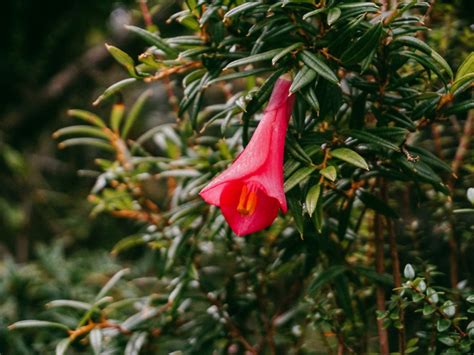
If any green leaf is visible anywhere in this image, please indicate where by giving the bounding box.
[105,44,138,77]
[330,148,369,170]
[67,109,106,128]
[93,78,138,106]
[284,166,317,192]
[299,50,339,84]
[356,190,399,218]
[392,36,453,79]
[320,165,337,181]
[286,189,305,236]
[437,319,451,332]
[407,146,451,173]
[442,100,474,115]
[90,328,102,355]
[303,86,320,112]
[225,49,283,69]
[272,42,303,65]
[121,89,152,138]
[306,183,321,217]
[451,72,474,94]
[46,300,92,310]
[206,68,270,86]
[110,102,125,133]
[348,129,401,151]
[8,320,70,331]
[52,126,108,140]
[438,336,455,347]
[303,8,325,20]
[399,51,449,86]
[58,138,113,152]
[290,65,317,93]
[56,338,72,355]
[308,265,347,295]
[422,304,436,316]
[455,52,474,82]
[341,22,383,65]
[327,7,341,26]
[125,25,177,57]
[95,268,130,302]
[224,2,261,18]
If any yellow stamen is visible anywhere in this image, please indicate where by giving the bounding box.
[237,185,249,214]
[246,191,258,215]
[236,185,258,216]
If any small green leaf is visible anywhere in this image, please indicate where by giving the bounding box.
[320,166,337,181]
[422,304,436,316]
[303,86,320,112]
[93,78,138,106]
[58,138,113,152]
[437,319,452,332]
[125,25,177,57]
[8,320,70,331]
[46,300,92,310]
[121,89,152,138]
[224,2,261,18]
[327,7,341,26]
[225,49,283,69]
[106,44,138,77]
[455,52,474,81]
[52,126,108,140]
[56,338,72,355]
[303,8,325,20]
[438,336,455,347]
[348,129,401,151]
[330,148,369,170]
[451,72,474,94]
[306,183,321,217]
[272,42,303,65]
[284,166,317,192]
[206,68,271,86]
[290,65,317,93]
[90,328,102,355]
[95,268,130,302]
[341,22,383,65]
[392,36,453,79]
[67,109,106,128]
[110,102,125,133]
[299,50,339,84]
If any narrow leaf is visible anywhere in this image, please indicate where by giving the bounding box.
[121,89,152,138]
[93,78,138,106]
[224,2,261,18]
[125,25,177,57]
[306,184,321,217]
[225,49,283,69]
[320,165,337,181]
[330,148,369,170]
[299,50,338,84]
[284,166,317,192]
[290,65,317,93]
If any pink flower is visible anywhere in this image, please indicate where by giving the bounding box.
[199,76,295,236]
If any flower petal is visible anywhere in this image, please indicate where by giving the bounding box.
[219,182,280,236]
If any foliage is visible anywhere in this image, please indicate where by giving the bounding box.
[7,0,474,354]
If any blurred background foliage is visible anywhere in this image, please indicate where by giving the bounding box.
[0,0,473,354]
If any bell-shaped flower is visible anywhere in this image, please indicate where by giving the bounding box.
[200,76,295,236]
